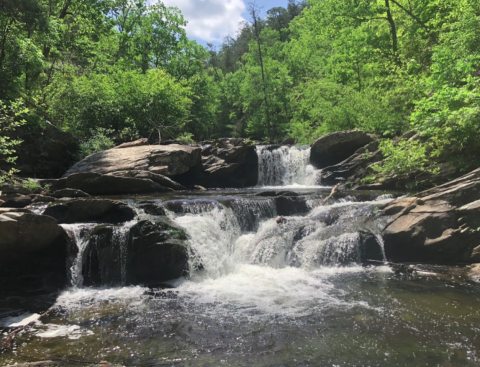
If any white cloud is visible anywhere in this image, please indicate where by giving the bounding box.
[161,0,247,42]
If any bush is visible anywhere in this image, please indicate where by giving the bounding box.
[77,128,115,160]
[371,140,435,178]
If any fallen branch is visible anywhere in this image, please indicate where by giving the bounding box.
[321,184,340,205]
[3,308,56,350]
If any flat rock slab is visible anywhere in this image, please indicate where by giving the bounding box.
[66,172,170,195]
[64,144,201,177]
[43,199,135,224]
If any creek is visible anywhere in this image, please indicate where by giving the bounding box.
[1,146,480,366]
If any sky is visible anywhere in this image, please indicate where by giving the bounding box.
[160,0,289,45]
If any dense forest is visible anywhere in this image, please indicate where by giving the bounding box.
[1,0,480,181]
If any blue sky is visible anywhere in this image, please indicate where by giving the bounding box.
[160,0,289,46]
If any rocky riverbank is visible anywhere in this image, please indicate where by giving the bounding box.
[1,131,480,298]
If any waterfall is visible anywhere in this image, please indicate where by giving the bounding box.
[256,145,320,187]
[62,224,96,287]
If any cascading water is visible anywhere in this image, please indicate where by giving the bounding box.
[256,145,321,187]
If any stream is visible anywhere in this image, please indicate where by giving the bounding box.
[1,146,480,366]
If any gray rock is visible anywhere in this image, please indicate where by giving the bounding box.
[66,172,170,195]
[43,199,136,224]
[64,144,201,177]
[382,168,480,264]
[107,170,185,190]
[310,130,374,169]
[0,194,55,208]
[0,183,32,195]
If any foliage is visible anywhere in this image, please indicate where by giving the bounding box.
[371,140,435,178]
[77,128,116,160]
[0,99,27,166]
[21,178,43,193]
[177,132,195,145]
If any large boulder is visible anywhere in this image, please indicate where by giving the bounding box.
[310,130,374,169]
[65,172,170,195]
[43,199,135,224]
[64,144,201,177]
[0,122,78,178]
[177,138,258,188]
[0,211,67,295]
[382,168,480,264]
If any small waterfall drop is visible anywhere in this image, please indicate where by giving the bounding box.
[256,145,320,187]
[62,224,96,287]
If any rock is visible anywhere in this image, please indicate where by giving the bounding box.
[136,201,167,216]
[64,144,201,177]
[382,168,480,264]
[43,199,135,224]
[51,188,90,198]
[126,219,189,285]
[107,170,185,190]
[0,183,32,195]
[310,130,374,169]
[467,264,480,282]
[66,172,170,195]
[0,122,78,178]
[0,211,67,295]
[281,137,296,145]
[358,231,384,264]
[276,196,309,216]
[194,185,207,191]
[0,194,55,208]
[178,138,258,188]
[37,178,67,191]
[112,138,149,149]
[0,199,4,205]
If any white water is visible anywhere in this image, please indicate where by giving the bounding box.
[256,145,322,187]
[61,223,96,287]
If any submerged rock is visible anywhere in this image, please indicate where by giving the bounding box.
[310,130,374,169]
[44,199,135,224]
[382,168,480,264]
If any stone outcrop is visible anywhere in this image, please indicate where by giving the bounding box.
[0,194,55,208]
[178,138,258,188]
[64,144,201,178]
[310,130,374,169]
[0,122,78,178]
[107,170,185,190]
[0,211,67,295]
[382,168,480,264]
[112,138,149,149]
[65,172,171,195]
[43,199,135,224]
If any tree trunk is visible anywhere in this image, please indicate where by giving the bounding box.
[385,0,398,56]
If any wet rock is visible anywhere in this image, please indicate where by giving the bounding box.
[64,144,201,177]
[127,219,189,285]
[194,185,207,191]
[51,188,90,198]
[281,137,296,145]
[358,231,384,264]
[66,172,170,195]
[310,130,374,169]
[0,211,67,295]
[255,191,278,197]
[276,196,309,216]
[43,199,135,224]
[137,201,167,216]
[382,168,480,264]
[107,170,185,190]
[0,194,55,208]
